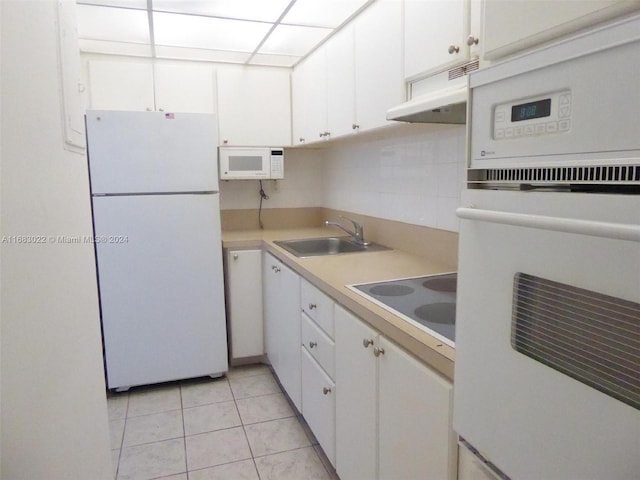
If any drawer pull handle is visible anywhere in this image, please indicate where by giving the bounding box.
[323,387,332,395]
[308,303,317,310]
[373,346,385,357]
[362,338,374,348]
[309,341,317,349]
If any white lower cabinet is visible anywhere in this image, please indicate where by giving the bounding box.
[335,305,457,480]
[335,306,378,480]
[226,249,263,360]
[262,252,301,410]
[301,348,336,465]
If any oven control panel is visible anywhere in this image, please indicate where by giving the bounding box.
[492,90,572,140]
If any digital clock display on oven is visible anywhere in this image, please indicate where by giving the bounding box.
[511,98,552,122]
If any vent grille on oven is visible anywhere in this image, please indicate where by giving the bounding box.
[448,59,479,80]
[511,273,640,411]
[472,164,640,187]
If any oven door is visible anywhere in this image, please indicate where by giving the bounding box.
[453,189,640,480]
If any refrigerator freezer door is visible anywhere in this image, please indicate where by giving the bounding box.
[93,193,227,389]
[86,111,219,194]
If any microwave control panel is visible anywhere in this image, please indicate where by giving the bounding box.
[492,90,572,140]
[270,149,284,179]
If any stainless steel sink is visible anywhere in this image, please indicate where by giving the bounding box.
[274,237,390,258]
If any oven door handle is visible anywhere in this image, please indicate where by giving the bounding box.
[456,207,640,242]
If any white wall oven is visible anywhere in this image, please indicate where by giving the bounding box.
[454,15,640,480]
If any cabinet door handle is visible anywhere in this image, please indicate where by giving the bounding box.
[299,137,305,143]
[352,123,360,130]
[323,387,332,395]
[448,44,460,54]
[373,346,385,357]
[467,35,479,46]
[362,338,374,348]
[309,341,317,349]
[274,267,280,273]
[308,303,317,310]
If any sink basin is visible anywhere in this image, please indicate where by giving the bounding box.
[274,237,390,258]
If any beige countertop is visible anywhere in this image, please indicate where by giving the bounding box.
[223,228,455,381]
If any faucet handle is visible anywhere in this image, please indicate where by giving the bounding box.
[339,215,362,231]
[339,215,369,245]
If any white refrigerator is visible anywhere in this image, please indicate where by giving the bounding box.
[86,110,228,391]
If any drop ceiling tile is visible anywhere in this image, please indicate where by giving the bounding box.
[152,0,292,23]
[282,0,369,28]
[153,12,271,52]
[259,24,330,57]
[77,4,150,44]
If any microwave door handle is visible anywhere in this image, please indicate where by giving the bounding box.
[456,207,640,243]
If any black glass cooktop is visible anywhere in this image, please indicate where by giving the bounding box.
[349,273,457,346]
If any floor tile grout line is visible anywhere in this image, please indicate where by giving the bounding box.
[113,391,130,480]
[179,381,189,479]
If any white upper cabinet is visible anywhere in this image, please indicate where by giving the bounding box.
[154,64,216,113]
[354,0,404,132]
[404,0,470,80]
[217,67,292,146]
[291,0,404,145]
[326,24,356,140]
[87,60,215,113]
[292,46,328,146]
[89,60,155,111]
[482,0,640,61]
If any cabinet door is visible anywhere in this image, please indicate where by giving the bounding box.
[291,46,327,145]
[354,0,404,132]
[276,260,302,410]
[482,0,639,60]
[88,60,154,111]
[217,67,292,146]
[326,24,355,139]
[263,253,281,373]
[301,348,336,466]
[227,249,263,359]
[378,337,456,480]
[334,305,378,480]
[404,0,468,79]
[154,64,216,113]
[263,254,302,410]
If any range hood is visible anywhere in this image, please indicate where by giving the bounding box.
[386,60,478,124]
[386,84,467,124]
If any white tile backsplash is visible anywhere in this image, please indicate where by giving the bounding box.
[322,124,466,231]
[219,124,466,232]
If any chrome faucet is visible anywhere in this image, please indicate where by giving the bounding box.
[325,216,370,246]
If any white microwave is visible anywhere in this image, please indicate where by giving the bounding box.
[219,147,284,180]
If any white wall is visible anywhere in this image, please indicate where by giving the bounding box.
[0,1,113,478]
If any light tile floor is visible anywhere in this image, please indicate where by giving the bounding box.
[108,364,339,480]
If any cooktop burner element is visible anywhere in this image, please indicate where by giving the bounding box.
[348,272,457,347]
[422,277,457,292]
[414,303,456,324]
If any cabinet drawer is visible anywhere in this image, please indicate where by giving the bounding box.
[301,348,336,467]
[301,313,335,379]
[301,279,334,338]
